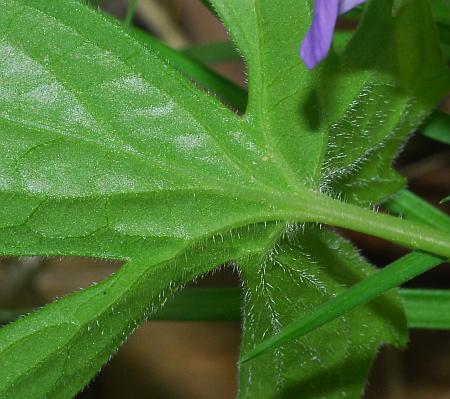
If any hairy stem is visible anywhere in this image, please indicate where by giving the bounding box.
[290,191,450,259]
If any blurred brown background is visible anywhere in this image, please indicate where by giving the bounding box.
[0,1,449,398]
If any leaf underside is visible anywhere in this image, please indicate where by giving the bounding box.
[0,0,447,398]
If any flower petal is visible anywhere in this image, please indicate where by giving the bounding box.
[300,0,341,69]
[338,0,367,14]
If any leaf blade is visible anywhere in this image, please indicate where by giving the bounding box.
[239,251,440,364]
[401,289,450,330]
[238,227,406,398]
[0,0,295,261]
[0,223,280,398]
[419,110,450,145]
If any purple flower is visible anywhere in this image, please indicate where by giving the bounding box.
[300,0,367,69]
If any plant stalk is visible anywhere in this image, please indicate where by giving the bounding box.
[290,191,450,259]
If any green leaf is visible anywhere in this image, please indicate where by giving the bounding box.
[401,289,450,330]
[243,188,450,365]
[0,260,175,398]
[0,0,293,261]
[0,227,271,398]
[239,250,440,366]
[320,0,450,206]
[0,1,446,268]
[419,110,450,144]
[0,0,449,398]
[129,26,247,111]
[238,228,407,398]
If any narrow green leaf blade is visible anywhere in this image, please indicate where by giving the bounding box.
[384,189,450,232]
[153,287,241,321]
[182,41,242,64]
[419,110,450,145]
[401,289,450,330]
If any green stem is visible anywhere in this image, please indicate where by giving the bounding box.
[293,191,450,259]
